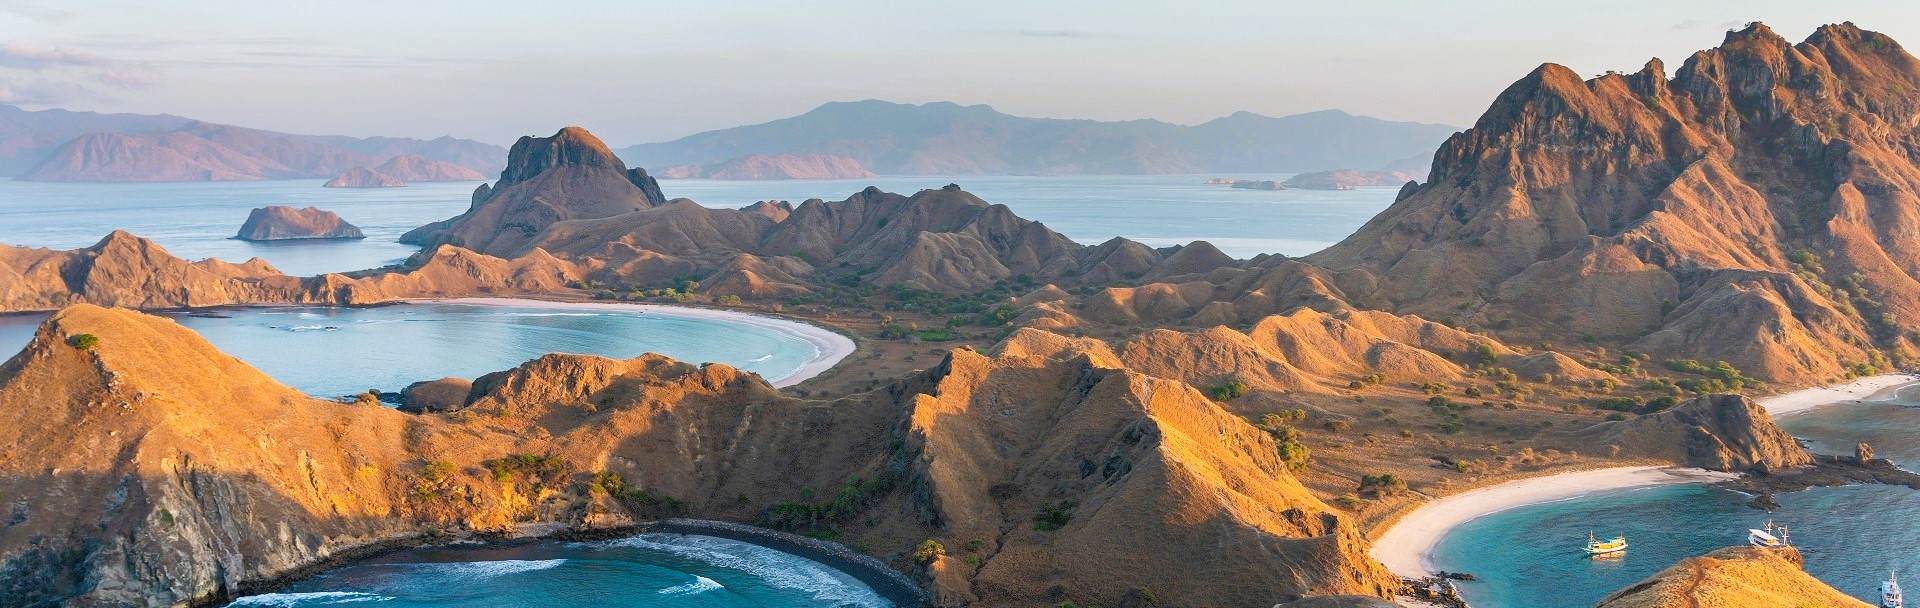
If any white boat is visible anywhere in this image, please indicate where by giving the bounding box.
[1584,531,1628,555]
[1886,572,1905,608]
[1748,527,1783,548]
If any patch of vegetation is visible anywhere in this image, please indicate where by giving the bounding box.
[67,333,99,350]
[483,453,569,490]
[913,539,946,565]
[1661,359,1759,393]
[1033,500,1076,531]
[1210,378,1249,401]
[1357,473,1408,498]
[761,473,897,536]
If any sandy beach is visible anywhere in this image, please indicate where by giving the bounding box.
[1371,372,1920,582]
[1369,466,1738,578]
[1756,372,1920,418]
[412,297,856,388]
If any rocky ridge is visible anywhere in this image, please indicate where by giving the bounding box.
[659,153,876,179]
[234,206,366,241]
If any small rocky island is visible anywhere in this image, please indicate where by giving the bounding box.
[323,166,405,188]
[1283,169,1418,190]
[233,205,366,241]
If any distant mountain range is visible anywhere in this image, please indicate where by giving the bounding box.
[0,104,506,182]
[617,100,1459,176]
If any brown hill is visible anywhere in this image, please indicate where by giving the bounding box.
[400,126,667,256]
[659,153,876,179]
[373,154,490,182]
[234,206,366,240]
[0,306,1401,607]
[1300,22,1920,382]
[1586,394,1812,472]
[322,165,404,188]
[1593,546,1870,608]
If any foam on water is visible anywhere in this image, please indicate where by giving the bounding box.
[659,575,724,596]
[407,558,566,578]
[229,591,392,606]
[604,534,888,607]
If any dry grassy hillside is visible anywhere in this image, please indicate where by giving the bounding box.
[1593,547,1871,608]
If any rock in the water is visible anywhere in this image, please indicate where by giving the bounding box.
[323,165,404,188]
[234,206,366,241]
[1229,180,1286,190]
[1857,442,1876,464]
[1282,168,1417,190]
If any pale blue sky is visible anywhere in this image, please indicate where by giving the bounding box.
[1,0,1914,145]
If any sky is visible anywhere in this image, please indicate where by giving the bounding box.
[1,0,1915,146]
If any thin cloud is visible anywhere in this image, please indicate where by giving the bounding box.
[0,0,74,23]
[0,41,110,69]
[0,41,153,105]
[1012,29,1101,39]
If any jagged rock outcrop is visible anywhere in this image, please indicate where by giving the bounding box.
[234,206,366,240]
[1283,169,1417,190]
[0,306,1403,607]
[1301,22,1920,382]
[1588,394,1813,472]
[371,154,489,182]
[400,127,667,256]
[322,165,404,188]
[1593,546,1870,608]
[658,154,876,179]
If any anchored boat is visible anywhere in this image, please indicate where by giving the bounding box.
[1887,572,1904,608]
[1749,520,1791,548]
[1584,531,1627,556]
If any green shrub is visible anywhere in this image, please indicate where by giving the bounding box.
[68,334,99,350]
[1033,500,1076,531]
[914,539,946,564]
[1210,379,1250,401]
[1358,473,1408,498]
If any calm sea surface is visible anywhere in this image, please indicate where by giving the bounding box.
[0,175,1394,277]
[226,534,890,607]
[1429,387,1920,607]
[0,303,820,399]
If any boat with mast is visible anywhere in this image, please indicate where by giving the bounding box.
[1749,520,1790,548]
[1887,572,1905,608]
[1583,531,1627,556]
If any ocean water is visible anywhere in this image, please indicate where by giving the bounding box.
[226,533,891,607]
[0,175,1395,277]
[0,302,820,399]
[1429,389,1920,607]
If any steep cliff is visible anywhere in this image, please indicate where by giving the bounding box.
[233,206,366,240]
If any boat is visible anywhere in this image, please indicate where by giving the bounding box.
[1887,572,1905,608]
[1584,531,1628,555]
[1750,520,1791,548]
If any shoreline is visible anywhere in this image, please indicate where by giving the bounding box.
[411,297,856,388]
[1370,373,1920,583]
[219,519,928,608]
[1756,372,1919,418]
[1369,466,1736,578]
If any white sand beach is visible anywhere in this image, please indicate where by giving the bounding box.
[1757,372,1920,417]
[412,297,856,388]
[1369,466,1738,578]
[1371,371,1920,583]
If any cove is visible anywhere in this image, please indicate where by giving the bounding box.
[227,533,893,607]
[0,299,852,399]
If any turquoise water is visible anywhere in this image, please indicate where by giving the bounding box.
[1430,391,1920,607]
[0,303,820,399]
[227,534,890,607]
[0,175,1395,276]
